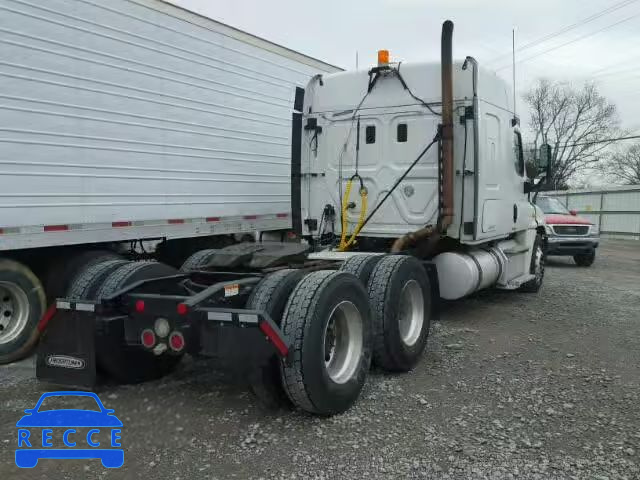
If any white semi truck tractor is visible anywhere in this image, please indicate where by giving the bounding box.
[38,20,551,416]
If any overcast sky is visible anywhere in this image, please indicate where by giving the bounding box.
[171,0,640,135]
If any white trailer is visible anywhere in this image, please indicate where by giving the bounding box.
[0,0,340,363]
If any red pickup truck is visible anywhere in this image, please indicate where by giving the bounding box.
[535,196,600,267]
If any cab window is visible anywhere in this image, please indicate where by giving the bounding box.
[513,131,525,176]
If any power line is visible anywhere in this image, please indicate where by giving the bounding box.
[541,134,640,149]
[485,0,639,65]
[574,46,640,78]
[494,11,640,71]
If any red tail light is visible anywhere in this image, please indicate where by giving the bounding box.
[141,329,156,348]
[168,332,185,352]
[176,303,188,315]
[135,300,145,313]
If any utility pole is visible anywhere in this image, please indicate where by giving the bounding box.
[512,29,517,122]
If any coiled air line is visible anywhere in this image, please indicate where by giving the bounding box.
[338,173,368,251]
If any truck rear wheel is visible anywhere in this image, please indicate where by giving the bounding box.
[246,269,305,409]
[280,271,372,415]
[367,255,431,372]
[95,261,183,383]
[340,254,383,285]
[0,259,46,364]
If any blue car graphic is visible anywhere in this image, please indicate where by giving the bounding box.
[15,391,123,468]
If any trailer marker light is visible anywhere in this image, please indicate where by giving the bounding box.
[135,300,145,313]
[177,303,189,315]
[44,224,69,232]
[259,321,289,357]
[169,332,185,352]
[141,329,156,348]
[154,317,170,338]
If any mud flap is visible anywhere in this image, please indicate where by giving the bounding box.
[36,310,97,387]
[423,262,441,321]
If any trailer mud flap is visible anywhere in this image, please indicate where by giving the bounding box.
[36,310,97,387]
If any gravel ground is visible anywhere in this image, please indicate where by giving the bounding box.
[1,240,638,479]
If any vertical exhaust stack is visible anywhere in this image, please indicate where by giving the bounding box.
[439,20,455,233]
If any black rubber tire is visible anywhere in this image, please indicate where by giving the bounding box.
[179,249,218,272]
[519,234,546,292]
[367,255,431,372]
[44,250,121,302]
[280,270,372,415]
[66,260,130,300]
[0,259,46,365]
[245,269,305,410]
[94,261,183,384]
[574,250,596,267]
[340,254,384,286]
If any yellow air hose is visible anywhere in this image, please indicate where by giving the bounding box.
[338,176,368,251]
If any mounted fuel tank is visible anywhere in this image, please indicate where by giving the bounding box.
[433,248,507,300]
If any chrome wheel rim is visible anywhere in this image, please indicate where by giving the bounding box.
[323,301,363,384]
[398,280,424,347]
[0,282,30,345]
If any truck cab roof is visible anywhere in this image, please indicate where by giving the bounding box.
[305,61,512,116]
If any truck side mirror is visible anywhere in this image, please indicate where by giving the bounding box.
[536,144,552,174]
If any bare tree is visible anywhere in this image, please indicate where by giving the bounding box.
[603,143,640,184]
[524,79,619,188]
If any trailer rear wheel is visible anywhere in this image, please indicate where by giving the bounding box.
[339,254,383,286]
[179,249,218,272]
[246,269,305,409]
[0,259,46,364]
[44,250,121,302]
[95,261,183,383]
[66,259,130,300]
[367,255,431,372]
[280,271,372,415]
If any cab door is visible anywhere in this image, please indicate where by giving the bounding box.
[475,111,529,240]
